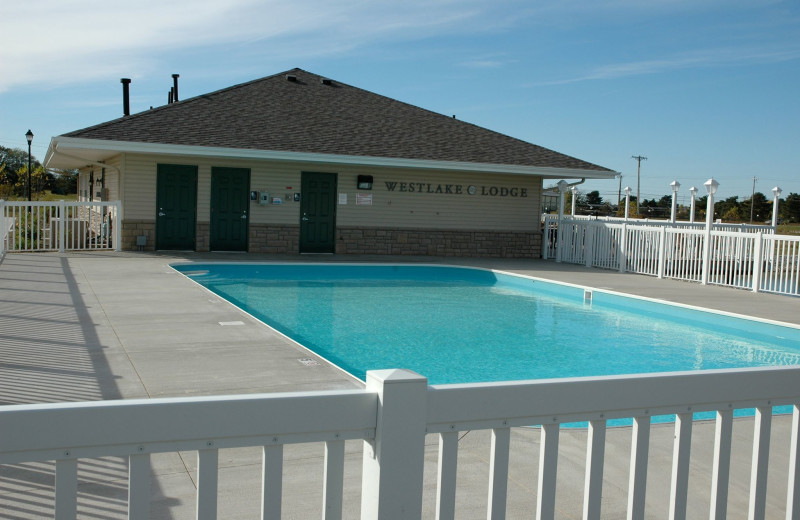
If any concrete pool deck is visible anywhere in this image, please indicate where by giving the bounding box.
[1,251,799,518]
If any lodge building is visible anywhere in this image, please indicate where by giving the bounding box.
[45,68,615,257]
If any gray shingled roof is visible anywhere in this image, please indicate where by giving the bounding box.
[64,68,612,172]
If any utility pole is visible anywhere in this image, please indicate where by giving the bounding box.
[632,155,647,217]
[618,174,623,207]
[750,176,758,223]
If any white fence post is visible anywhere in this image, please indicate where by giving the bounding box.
[585,223,595,268]
[0,199,5,255]
[657,227,667,279]
[752,233,764,293]
[360,369,427,519]
[114,201,122,251]
[58,200,66,253]
[618,223,627,273]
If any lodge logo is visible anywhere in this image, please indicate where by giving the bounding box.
[384,182,528,198]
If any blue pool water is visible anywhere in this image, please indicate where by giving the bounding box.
[173,263,800,388]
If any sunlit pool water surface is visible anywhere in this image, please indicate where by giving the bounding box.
[174,264,800,389]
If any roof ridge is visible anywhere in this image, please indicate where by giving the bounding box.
[62,68,305,137]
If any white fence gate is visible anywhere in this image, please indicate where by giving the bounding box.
[0,200,121,254]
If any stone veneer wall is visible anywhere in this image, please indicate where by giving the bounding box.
[336,227,541,258]
[121,220,155,251]
[249,224,300,254]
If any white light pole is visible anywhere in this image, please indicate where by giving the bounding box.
[570,186,578,216]
[670,180,681,223]
[624,186,631,220]
[556,180,568,263]
[771,186,783,227]
[689,187,697,223]
[701,178,719,285]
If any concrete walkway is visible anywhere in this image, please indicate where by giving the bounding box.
[0,252,798,518]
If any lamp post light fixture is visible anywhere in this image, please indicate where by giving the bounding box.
[689,187,697,223]
[624,186,631,220]
[670,180,681,223]
[25,130,33,202]
[772,186,783,227]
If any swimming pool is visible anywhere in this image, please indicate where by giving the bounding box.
[173,263,800,388]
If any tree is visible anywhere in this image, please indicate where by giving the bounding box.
[585,190,603,205]
[781,193,800,223]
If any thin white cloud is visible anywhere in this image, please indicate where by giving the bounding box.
[0,0,495,93]
[536,44,800,86]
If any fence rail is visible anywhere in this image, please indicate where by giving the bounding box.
[543,216,799,297]
[0,200,120,254]
[1,366,799,519]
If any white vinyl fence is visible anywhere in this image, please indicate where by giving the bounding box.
[0,200,120,254]
[1,367,799,519]
[543,216,799,297]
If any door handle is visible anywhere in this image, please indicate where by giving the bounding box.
[301,216,310,222]
[158,212,166,217]
[241,214,247,219]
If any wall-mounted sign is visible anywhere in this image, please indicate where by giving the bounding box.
[338,193,348,205]
[384,182,528,198]
[356,193,373,205]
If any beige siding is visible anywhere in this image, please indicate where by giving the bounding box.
[119,153,542,232]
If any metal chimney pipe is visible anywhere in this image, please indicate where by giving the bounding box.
[172,74,180,102]
[168,88,173,104]
[121,78,131,116]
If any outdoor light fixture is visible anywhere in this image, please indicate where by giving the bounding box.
[704,178,719,196]
[25,130,33,202]
[670,180,680,223]
[772,186,783,198]
[624,186,631,196]
[357,175,373,190]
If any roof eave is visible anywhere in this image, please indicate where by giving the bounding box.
[46,136,617,179]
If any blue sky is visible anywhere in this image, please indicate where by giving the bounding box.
[1,0,798,204]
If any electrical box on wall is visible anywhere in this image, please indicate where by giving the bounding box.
[259,192,270,205]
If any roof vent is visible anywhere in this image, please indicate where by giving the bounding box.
[321,78,332,86]
[286,74,297,82]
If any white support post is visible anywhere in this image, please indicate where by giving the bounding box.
[197,448,219,520]
[702,179,718,285]
[787,405,800,520]
[657,226,667,279]
[360,369,428,519]
[583,419,607,520]
[488,427,511,520]
[556,182,567,263]
[627,416,650,520]
[55,458,78,520]
[0,199,5,255]
[128,453,152,520]
[748,406,772,520]
[323,440,345,520]
[669,412,692,520]
[436,431,458,520]
[114,200,122,251]
[261,444,283,520]
[709,410,733,520]
[752,233,764,293]
[58,199,66,253]
[536,423,560,520]
[619,223,628,273]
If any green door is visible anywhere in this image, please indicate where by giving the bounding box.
[211,167,250,251]
[300,172,337,253]
[156,164,197,250]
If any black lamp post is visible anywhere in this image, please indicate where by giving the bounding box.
[25,130,33,201]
